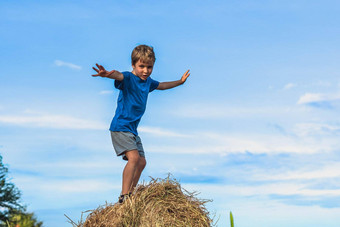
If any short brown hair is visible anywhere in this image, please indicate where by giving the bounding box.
[131,45,156,65]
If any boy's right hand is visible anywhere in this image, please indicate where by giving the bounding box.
[92,63,116,78]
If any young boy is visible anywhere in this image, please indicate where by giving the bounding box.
[92,45,190,203]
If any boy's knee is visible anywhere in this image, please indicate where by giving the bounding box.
[140,158,146,168]
[125,150,140,163]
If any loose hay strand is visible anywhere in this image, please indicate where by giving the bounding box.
[70,176,215,227]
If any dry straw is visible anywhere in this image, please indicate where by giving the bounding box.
[67,176,215,227]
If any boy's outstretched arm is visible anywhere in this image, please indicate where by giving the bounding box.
[157,70,190,90]
[92,63,124,81]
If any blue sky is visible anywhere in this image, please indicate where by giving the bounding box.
[1,0,340,226]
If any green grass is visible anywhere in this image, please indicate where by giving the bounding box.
[230,211,234,227]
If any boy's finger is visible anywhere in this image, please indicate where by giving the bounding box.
[96,64,104,70]
[92,67,99,72]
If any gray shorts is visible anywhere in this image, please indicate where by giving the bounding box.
[110,131,145,161]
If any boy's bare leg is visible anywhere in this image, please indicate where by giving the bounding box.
[122,149,140,195]
[131,157,146,190]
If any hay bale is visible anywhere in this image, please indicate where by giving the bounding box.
[74,176,214,227]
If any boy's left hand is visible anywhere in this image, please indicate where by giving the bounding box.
[156,69,191,90]
[181,70,190,84]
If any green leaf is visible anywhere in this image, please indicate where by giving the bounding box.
[230,211,234,227]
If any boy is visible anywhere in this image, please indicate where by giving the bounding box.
[92,45,190,203]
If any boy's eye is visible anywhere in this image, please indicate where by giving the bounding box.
[137,64,152,69]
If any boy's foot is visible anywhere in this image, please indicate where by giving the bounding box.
[118,192,132,204]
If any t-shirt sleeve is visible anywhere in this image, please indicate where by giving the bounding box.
[149,78,160,92]
[114,71,129,90]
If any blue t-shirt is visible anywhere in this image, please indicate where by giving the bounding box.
[110,71,159,135]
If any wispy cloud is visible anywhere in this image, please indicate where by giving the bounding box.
[54,60,82,70]
[297,93,325,104]
[297,92,340,105]
[171,104,297,119]
[15,176,118,194]
[185,181,340,200]
[283,83,297,90]
[0,113,106,130]
[294,122,340,137]
[260,164,340,181]
[139,126,191,138]
[146,130,337,155]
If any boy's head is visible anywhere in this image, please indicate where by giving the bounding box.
[131,45,156,80]
[131,45,156,66]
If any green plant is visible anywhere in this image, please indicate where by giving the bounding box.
[7,211,42,227]
[0,154,42,227]
[230,211,234,227]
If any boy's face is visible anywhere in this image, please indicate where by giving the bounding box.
[132,60,154,80]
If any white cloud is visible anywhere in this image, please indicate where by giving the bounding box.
[16,176,118,194]
[0,113,106,130]
[139,126,191,138]
[297,93,325,104]
[13,175,121,210]
[146,131,336,155]
[294,123,340,137]
[185,182,340,198]
[260,164,340,181]
[283,83,297,90]
[297,92,340,105]
[171,104,297,119]
[54,60,82,70]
